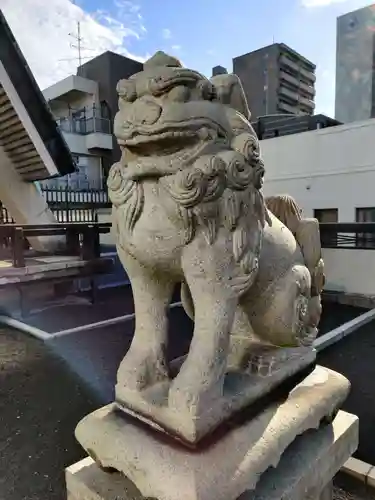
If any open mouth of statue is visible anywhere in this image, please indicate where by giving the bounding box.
[118,124,228,158]
[122,130,199,156]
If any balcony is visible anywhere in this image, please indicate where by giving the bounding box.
[278,100,299,115]
[278,85,299,102]
[43,75,98,103]
[57,116,111,136]
[299,80,315,97]
[299,95,315,110]
[300,66,316,84]
[56,106,113,152]
[279,70,300,88]
[280,54,300,73]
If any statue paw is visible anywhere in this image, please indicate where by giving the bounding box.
[117,347,170,391]
[168,367,223,415]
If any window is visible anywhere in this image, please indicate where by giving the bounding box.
[314,208,338,223]
[356,207,375,222]
[314,209,338,247]
[356,207,375,248]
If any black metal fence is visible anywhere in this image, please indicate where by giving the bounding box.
[0,186,111,243]
[319,223,375,250]
[40,185,110,223]
[0,203,14,224]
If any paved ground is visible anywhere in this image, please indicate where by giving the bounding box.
[0,289,373,500]
[318,317,375,465]
[1,323,373,500]
[318,302,364,335]
[15,284,363,336]
[334,473,374,500]
[0,327,100,500]
[21,285,181,333]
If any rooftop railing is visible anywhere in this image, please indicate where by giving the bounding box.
[319,222,375,250]
[57,115,111,135]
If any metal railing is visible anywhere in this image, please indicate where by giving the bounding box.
[41,185,109,207]
[57,116,111,135]
[320,223,375,250]
[0,222,112,268]
[0,186,110,231]
[40,185,110,223]
[0,203,14,224]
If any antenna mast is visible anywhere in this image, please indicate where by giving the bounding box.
[69,21,83,67]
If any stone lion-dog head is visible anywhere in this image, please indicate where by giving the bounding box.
[108,52,270,262]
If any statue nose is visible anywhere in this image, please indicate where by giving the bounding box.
[131,99,162,125]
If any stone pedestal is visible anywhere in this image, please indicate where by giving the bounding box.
[66,410,358,500]
[67,366,358,500]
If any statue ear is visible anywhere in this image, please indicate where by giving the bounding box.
[210,74,251,121]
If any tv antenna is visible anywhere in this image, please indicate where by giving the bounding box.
[70,21,83,66]
[58,21,96,66]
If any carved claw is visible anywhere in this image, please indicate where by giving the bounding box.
[117,348,170,391]
[168,366,224,415]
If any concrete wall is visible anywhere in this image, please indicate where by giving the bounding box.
[43,75,99,103]
[323,248,375,296]
[261,118,375,222]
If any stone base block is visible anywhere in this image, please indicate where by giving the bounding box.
[115,346,316,445]
[67,410,358,500]
[74,366,354,500]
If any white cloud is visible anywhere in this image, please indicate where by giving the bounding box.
[162,28,172,39]
[171,44,181,51]
[0,0,148,90]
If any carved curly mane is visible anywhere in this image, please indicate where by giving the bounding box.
[107,162,144,240]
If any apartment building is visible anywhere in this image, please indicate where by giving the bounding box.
[42,51,143,191]
[219,43,316,119]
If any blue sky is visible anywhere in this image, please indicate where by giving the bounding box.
[77,0,375,115]
[1,0,374,116]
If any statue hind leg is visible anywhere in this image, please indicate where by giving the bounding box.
[116,248,175,392]
[244,264,313,348]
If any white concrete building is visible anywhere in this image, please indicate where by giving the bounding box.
[42,75,113,191]
[261,118,375,224]
[261,118,375,296]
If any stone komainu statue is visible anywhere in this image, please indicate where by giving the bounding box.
[106,51,325,441]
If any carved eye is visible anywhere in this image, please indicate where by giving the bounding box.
[117,79,137,102]
[168,85,190,102]
[197,80,216,101]
[210,85,218,101]
[148,76,167,95]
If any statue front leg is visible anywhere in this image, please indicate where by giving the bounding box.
[116,249,175,391]
[169,239,237,411]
